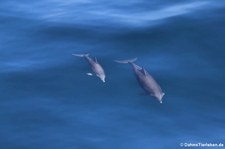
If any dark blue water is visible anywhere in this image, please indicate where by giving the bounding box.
[1,0,225,148]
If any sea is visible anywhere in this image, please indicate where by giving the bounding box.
[0,0,225,148]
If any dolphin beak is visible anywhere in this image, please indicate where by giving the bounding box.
[101,78,105,83]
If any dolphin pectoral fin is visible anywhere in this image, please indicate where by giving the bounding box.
[86,73,93,76]
[114,57,137,64]
[162,93,165,98]
[72,53,89,57]
[141,67,147,76]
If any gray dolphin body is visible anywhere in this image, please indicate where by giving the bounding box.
[72,54,106,83]
[115,58,165,103]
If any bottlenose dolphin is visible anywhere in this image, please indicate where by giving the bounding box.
[72,54,106,83]
[115,58,165,103]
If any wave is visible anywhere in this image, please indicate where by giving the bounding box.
[0,0,220,27]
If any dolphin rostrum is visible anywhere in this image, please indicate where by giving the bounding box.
[72,54,106,83]
[115,58,165,103]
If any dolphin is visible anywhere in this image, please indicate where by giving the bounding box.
[72,54,106,83]
[115,58,165,103]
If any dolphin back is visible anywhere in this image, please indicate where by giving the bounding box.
[115,58,137,64]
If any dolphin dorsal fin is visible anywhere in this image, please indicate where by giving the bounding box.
[142,67,147,76]
[94,57,98,63]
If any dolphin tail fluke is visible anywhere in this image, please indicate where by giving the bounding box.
[115,57,137,64]
[72,53,89,57]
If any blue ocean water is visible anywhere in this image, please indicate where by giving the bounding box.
[0,0,225,148]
